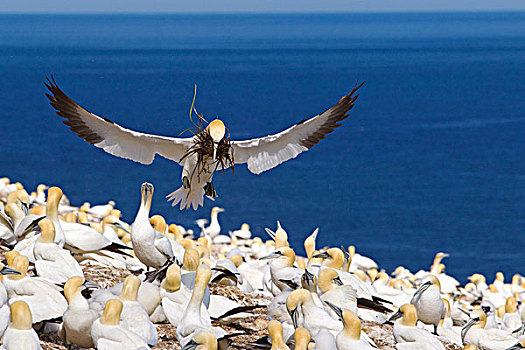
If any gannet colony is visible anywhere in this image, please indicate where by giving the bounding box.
[0,179,523,350]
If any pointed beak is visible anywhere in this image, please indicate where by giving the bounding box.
[22,202,30,215]
[290,307,299,328]
[259,252,282,260]
[461,317,479,344]
[325,301,343,321]
[114,221,130,234]
[386,309,403,324]
[413,281,432,297]
[312,251,330,259]
[264,228,276,239]
[83,280,101,289]
[0,266,21,275]
[333,276,344,286]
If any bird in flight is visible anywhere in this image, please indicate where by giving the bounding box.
[45,76,363,210]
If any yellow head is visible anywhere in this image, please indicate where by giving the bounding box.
[149,215,167,233]
[505,297,517,313]
[10,301,32,330]
[162,264,182,292]
[193,331,218,350]
[120,275,141,302]
[64,276,85,304]
[342,309,361,340]
[206,119,226,143]
[9,255,28,280]
[294,327,311,350]
[100,299,123,326]
[183,248,201,271]
[268,320,287,349]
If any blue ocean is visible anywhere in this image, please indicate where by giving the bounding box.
[1,12,524,282]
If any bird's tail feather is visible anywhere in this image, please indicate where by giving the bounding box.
[166,186,205,210]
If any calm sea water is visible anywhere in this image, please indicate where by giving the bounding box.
[1,13,524,282]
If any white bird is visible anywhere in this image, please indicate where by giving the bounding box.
[0,263,22,339]
[89,280,161,319]
[1,301,41,350]
[60,276,100,348]
[46,77,363,210]
[323,303,377,349]
[229,223,252,240]
[260,247,303,295]
[389,304,444,350]
[196,207,224,239]
[317,269,358,316]
[286,288,342,337]
[130,183,175,269]
[87,200,116,219]
[161,264,201,327]
[176,263,227,346]
[3,255,67,323]
[461,309,518,350]
[501,297,522,332]
[119,276,158,346]
[410,275,445,335]
[33,218,84,284]
[43,186,66,247]
[91,299,151,350]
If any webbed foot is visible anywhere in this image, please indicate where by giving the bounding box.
[204,182,217,198]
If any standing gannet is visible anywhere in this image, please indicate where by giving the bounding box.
[161,264,202,327]
[33,218,83,284]
[119,276,158,346]
[1,301,42,350]
[45,77,363,210]
[176,263,227,346]
[91,299,151,350]
[388,304,444,349]
[43,186,66,247]
[410,275,446,335]
[461,309,518,349]
[131,183,175,269]
[60,276,100,348]
[303,228,319,261]
[502,297,522,331]
[3,255,68,323]
[323,303,377,349]
[196,207,224,239]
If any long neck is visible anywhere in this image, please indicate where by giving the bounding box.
[69,291,90,309]
[342,322,360,341]
[136,193,151,221]
[188,276,208,313]
[46,196,59,222]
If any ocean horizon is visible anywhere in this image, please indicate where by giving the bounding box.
[1,12,524,282]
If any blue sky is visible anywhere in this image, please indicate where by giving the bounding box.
[1,0,525,13]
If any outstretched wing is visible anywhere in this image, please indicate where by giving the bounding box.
[45,76,193,165]
[231,82,364,174]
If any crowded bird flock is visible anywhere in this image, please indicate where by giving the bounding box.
[0,178,523,350]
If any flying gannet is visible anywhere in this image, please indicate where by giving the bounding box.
[45,76,363,210]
